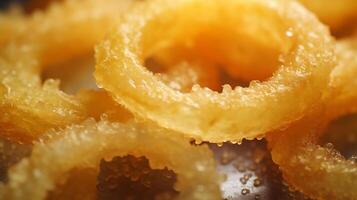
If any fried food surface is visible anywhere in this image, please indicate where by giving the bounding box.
[266,34,357,200]
[267,112,357,200]
[1,0,135,65]
[0,119,221,200]
[0,0,137,142]
[299,0,357,36]
[95,0,335,143]
[327,37,357,118]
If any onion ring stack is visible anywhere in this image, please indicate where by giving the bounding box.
[0,0,223,142]
[0,1,223,199]
[0,0,356,199]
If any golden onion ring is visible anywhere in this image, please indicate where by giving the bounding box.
[0,119,221,200]
[266,37,357,200]
[95,0,335,143]
[0,0,136,142]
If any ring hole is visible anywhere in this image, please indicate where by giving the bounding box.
[142,3,294,92]
[319,113,357,159]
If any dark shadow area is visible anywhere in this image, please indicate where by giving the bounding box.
[97,155,178,200]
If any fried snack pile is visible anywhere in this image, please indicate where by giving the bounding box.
[0,0,356,199]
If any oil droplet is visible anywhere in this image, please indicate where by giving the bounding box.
[255,194,261,200]
[286,29,294,37]
[194,139,202,145]
[239,177,247,185]
[253,178,262,187]
[241,188,250,195]
[243,173,252,180]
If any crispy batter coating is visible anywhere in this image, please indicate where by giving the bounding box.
[0,0,136,142]
[0,119,221,200]
[0,7,25,46]
[1,0,135,66]
[266,36,357,200]
[0,0,356,199]
[267,111,357,200]
[0,51,85,142]
[327,37,357,118]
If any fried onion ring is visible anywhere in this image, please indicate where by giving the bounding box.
[0,0,136,142]
[95,0,335,143]
[0,55,209,142]
[0,119,221,200]
[266,37,357,200]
